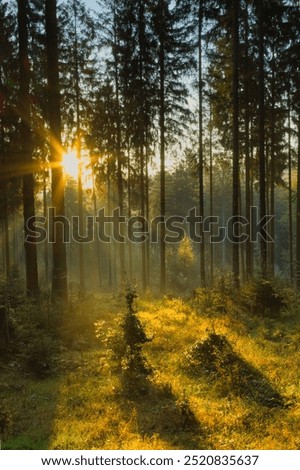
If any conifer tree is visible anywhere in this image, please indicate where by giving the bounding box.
[18,0,39,296]
[45,0,68,299]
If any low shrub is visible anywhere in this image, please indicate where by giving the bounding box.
[240,278,287,317]
[97,283,152,397]
[184,333,233,377]
[184,332,286,408]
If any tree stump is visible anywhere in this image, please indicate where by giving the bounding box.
[0,305,9,355]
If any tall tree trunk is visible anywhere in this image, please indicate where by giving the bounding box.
[3,187,10,282]
[92,174,102,288]
[239,181,245,282]
[107,158,113,288]
[159,0,166,294]
[113,0,125,286]
[73,0,85,295]
[140,145,147,290]
[296,119,300,288]
[1,220,6,274]
[244,1,253,279]
[0,97,10,282]
[43,171,49,287]
[288,85,294,283]
[18,0,39,296]
[45,0,68,299]
[250,115,254,252]
[138,0,147,291]
[145,143,150,287]
[269,43,275,277]
[232,0,240,286]
[127,146,133,281]
[258,0,267,276]
[198,1,206,287]
[12,211,18,266]
[115,83,125,287]
[209,96,214,285]
[77,159,85,293]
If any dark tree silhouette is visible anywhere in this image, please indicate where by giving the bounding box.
[45,0,68,299]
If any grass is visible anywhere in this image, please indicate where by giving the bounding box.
[0,290,300,450]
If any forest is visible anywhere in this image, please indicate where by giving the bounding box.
[0,0,300,451]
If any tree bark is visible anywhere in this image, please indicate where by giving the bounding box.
[45,0,68,299]
[288,85,294,283]
[113,0,125,287]
[18,0,39,296]
[258,0,267,276]
[92,174,102,289]
[73,0,85,295]
[43,171,49,287]
[159,0,166,294]
[198,1,206,287]
[244,1,253,279]
[209,96,214,285]
[3,188,10,283]
[232,0,240,286]
[138,0,147,291]
[269,43,275,278]
[145,143,150,287]
[127,146,133,281]
[296,119,300,288]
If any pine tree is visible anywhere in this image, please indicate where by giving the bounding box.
[0,2,16,282]
[17,0,39,296]
[232,0,240,286]
[198,0,206,287]
[59,0,97,294]
[115,0,156,290]
[151,0,195,293]
[257,0,267,276]
[45,0,68,299]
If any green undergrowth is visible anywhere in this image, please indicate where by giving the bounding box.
[1,285,300,450]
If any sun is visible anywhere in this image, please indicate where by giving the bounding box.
[62,149,94,189]
[62,150,79,179]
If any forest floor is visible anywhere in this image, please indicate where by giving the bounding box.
[1,287,300,450]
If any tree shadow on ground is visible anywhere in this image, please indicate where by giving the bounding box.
[0,293,100,450]
[185,333,289,408]
[119,374,212,449]
[0,357,59,449]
